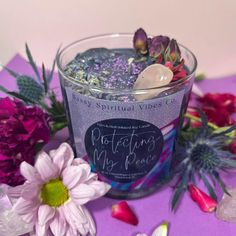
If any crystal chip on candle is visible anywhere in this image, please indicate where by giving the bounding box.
[134,64,173,101]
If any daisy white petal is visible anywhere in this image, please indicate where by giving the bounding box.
[84,173,98,184]
[52,143,74,171]
[21,183,40,200]
[152,221,169,236]
[13,198,38,215]
[82,206,96,236]
[62,203,88,235]
[49,149,57,158]
[63,200,87,224]
[35,222,48,236]
[12,143,110,236]
[7,184,25,199]
[62,166,83,189]
[70,184,95,205]
[35,151,59,181]
[66,227,78,236]
[38,204,55,226]
[136,234,148,236]
[21,212,37,225]
[72,158,87,165]
[20,162,42,184]
[89,181,111,199]
[73,160,91,181]
[50,212,67,236]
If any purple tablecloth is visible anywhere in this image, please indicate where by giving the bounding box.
[0,54,236,236]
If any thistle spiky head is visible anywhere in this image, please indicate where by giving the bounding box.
[171,109,236,210]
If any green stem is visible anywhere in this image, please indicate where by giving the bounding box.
[185,113,219,130]
[51,122,68,135]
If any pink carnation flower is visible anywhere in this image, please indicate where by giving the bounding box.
[0,97,50,186]
[13,143,111,236]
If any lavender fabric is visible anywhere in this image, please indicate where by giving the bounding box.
[0,54,236,236]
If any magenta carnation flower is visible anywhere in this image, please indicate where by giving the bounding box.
[0,97,50,186]
[13,143,111,236]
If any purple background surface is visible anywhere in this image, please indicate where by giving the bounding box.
[0,54,236,236]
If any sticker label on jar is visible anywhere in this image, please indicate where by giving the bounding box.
[65,87,185,189]
[85,118,164,182]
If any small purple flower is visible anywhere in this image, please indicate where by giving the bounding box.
[164,39,181,63]
[133,28,148,55]
[148,35,170,59]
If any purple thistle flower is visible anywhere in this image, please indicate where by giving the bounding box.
[133,28,148,55]
[164,39,181,63]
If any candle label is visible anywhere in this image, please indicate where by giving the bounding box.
[85,118,164,182]
[65,87,185,190]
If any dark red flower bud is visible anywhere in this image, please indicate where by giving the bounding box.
[164,39,181,63]
[149,35,170,59]
[133,28,148,55]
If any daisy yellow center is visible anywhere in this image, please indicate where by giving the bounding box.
[40,178,69,207]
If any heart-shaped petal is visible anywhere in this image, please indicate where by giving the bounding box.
[111,201,138,225]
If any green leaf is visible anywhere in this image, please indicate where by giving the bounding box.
[221,159,236,168]
[195,73,205,82]
[48,47,60,83]
[213,171,231,196]
[0,85,36,104]
[212,124,236,137]
[48,91,65,115]
[17,75,44,102]
[25,43,41,82]
[171,172,189,211]
[171,184,186,211]
[3,66,20,78]
[42,63,48,93]
[52,114,67,122]
[171,164,192,211]
[0,85,9,93]
[51,121,67,134]
[190,169,196,185]
[197,109,208,129]
[200,171,217,200]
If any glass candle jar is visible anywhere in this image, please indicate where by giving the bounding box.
[57,34,197,199]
